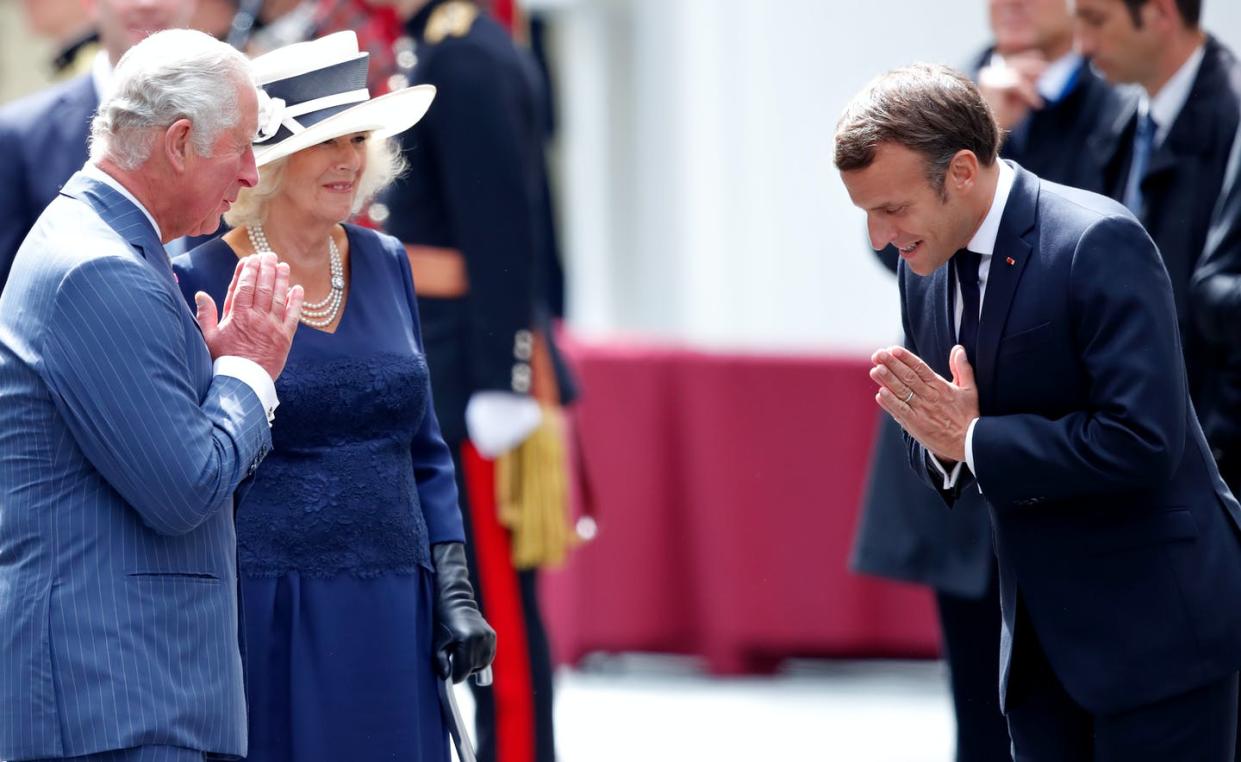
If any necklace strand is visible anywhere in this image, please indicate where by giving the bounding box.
[246,223,345,328]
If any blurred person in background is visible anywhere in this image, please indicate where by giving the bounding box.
[0,0,197,293]
[190,0,239,38]
[172,31,496,760]
[19,0,100,78]
[375,1,580,761]
[977,0,1119,191]
[1077,0,1241,493]
[851,4,1120,760]
[1191,130,1241,491]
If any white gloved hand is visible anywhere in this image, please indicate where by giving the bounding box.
[465,391,543,459]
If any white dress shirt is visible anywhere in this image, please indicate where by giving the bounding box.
[1139,43,1205,148]
[927,160,1016,489]
[81,162,280,424]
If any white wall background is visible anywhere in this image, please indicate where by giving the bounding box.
[535,0,1241,355]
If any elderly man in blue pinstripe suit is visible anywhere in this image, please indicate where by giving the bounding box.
[0,29,304,762]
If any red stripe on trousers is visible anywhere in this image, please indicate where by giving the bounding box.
[462,442,535,762]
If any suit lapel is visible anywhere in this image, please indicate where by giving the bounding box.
[1089,91,1139,193]
[975,165,1037,413]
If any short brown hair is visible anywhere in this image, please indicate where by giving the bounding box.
[1122,0,1200,27]
[834,63,1000,196]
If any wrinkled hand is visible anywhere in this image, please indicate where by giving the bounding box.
[870,345,979,463]
[432,542,497,683]
[978,52,1048,130]
[194,253,304,380]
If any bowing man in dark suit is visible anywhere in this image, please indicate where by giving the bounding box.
[0,0,196,293]
[1077,0,1241,491]
[838,63,1241,761]
[852,5,1121,760]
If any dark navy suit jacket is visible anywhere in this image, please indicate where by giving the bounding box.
[1095,35,1241,468]
[901,163,1241,715]
[853,56,1122,597]
[0,73,97,292]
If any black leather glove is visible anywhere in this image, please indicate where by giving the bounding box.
[432,542,497,683]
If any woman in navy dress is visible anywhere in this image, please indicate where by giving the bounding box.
[173,33,495,761]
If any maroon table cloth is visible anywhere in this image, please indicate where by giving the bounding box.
[540,337,942,674]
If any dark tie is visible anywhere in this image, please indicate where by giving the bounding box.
[1123,112,1157,215]
[955,249,982,367]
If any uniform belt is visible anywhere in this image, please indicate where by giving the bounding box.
[405,244,469,298]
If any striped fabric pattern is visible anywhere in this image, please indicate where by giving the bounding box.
[0,172,270,759]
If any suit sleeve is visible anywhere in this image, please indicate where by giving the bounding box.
[0,120,32,291]
[1190,141,1241,343]
[393,237,467,544]
[424,45,535,395]
[972,216,1187,507]
[897,262,975,507]
[41,255,271,536]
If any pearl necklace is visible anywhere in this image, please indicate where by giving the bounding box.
[246,223,345,328]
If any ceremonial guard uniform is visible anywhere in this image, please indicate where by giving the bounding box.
[380,3,576,761]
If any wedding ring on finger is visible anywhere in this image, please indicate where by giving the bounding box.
[903,389,914,403]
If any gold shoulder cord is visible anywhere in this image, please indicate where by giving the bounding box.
[425,1,480,45]
[495,405,578,570]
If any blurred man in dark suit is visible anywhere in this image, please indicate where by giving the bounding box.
[0,0,197,292]
[852,5,1120,760]
[1079,0,1241,492]
[1192,130,1241,491]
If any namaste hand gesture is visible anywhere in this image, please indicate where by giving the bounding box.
[194,252,304,380]
[870,345,980,464]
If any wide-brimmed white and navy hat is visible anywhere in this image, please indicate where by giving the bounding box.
[250,31,435,167]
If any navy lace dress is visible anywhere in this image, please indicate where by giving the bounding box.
[173,225,464,762]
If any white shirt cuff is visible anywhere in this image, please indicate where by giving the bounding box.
[927,451,965,490]
[213,356,279,426]
[965,417,979,476]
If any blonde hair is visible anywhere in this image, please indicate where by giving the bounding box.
[224,133,405,228]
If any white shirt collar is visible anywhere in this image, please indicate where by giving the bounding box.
[90,49,114,103]
[1036,52,1083,102]
[80,162,164,242]
[1140,42,1205,147]
[965,160,1015,257]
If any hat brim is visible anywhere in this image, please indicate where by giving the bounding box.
[253,84,436,167]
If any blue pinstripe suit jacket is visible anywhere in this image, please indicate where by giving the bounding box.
[0,171,271,759]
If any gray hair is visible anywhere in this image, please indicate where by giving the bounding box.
[224,134,406,229]
[90,29,254,170]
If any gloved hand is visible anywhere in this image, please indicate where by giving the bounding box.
[465,391,542,458]
[432,542,497,683]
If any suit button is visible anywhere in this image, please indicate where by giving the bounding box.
[513,330,534,361]
[511,362,532,393]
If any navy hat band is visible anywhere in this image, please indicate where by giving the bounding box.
[254,55,371,146]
